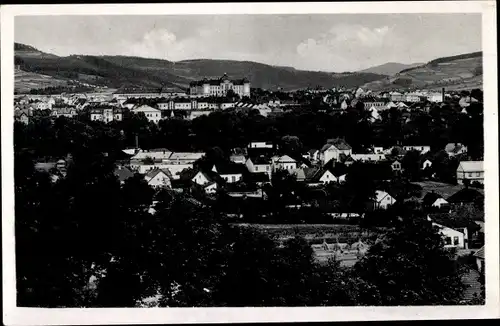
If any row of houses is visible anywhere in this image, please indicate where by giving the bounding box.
[14,106,80,124]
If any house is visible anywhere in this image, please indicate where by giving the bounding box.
[423,192,450,210]
[422,159,433,169]
[306,149,319,162]
[248,141,273,149]
[113,166,134,184]
[291,167,316,184]
[363,101,386,110]
[203,182,218,194]
[51,106,77,118]
[319,138,352,165]
[163,152,205,178]
[397,102,409,109]
[386,101,398,109]
[272,155,297,172]
[132,105,162,123]
[405,92,422,103]
[129,150,203,177]
[131,149,172,161]
[390,92,404,102]
[339,154,356,166]
[403,145,431,154]
[350,153,386,162]
[14,110,30,124]
[246,156,272,175]
[318,169,336,184]
[187,168,221,194]
[230,154,246,165]
[144,169,172,188]
[445,143,468,157]
[212,163,244,183]
[318,169,346,184]
[432,197,450,209]
[372,146,384,154]
[432,222,467,249]
[90,107,123,123]
[390,160,402,172]
[374,190,396,209]
[456,161,484,185]
[355,87,365,98]
[473,246,485,273]
[383,146,406,156]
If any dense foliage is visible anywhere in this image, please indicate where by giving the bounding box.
[15,99,483,161]
[13,107,482,306]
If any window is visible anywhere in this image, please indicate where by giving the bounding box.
[476,172,480,177]
[266,166,270,171]
[453,236,460,245]
[232,176,236,182]
[469,172,473,177]
[444,237,452,245]
[255,167,258,172]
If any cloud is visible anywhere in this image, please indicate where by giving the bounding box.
[294,24,398,70]
[121,28,184,59]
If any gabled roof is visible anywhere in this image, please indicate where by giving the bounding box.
[458,161,483,172]
[303,167,321,181]
[145,168,172,181]
[375,190,394,203]
[194,169,223,184]
[320,138,352,152]
[248,155,271,165]
[277,155,296,163]
[307,149,319,155]
[133,104,160,112]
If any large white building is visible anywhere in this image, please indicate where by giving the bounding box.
[189,74,250,98]
[131,105,162,123]
[90,107,123,123]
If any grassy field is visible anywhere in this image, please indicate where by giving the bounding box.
[234,223,386,244]
[361,52,482,91]
[233,223,382,267]
[15,69,68,93]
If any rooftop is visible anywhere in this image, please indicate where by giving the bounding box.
[458,161,483,172]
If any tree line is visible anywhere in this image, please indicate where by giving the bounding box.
[15,148,481,307]
[15,99,483,162]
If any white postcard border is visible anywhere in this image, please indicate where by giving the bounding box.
[2,2,499,325]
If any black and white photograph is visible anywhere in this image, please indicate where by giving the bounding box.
[1,2,499,324]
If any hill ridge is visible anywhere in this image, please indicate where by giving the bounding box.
[14,42,386,92]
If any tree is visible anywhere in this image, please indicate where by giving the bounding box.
[353,217,467,305]
[402,150,422,181]
[280,135,303,155]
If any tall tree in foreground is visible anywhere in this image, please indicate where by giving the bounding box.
[353,217,466,305]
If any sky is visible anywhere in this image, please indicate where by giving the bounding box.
[15,14,481,72]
